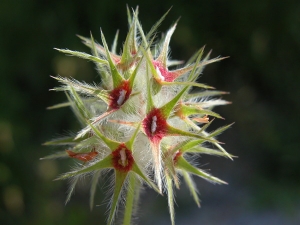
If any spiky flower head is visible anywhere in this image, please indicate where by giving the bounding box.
[43,6,233,225]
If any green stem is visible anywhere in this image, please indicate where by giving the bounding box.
[123,172,136,225]
[166,173,175,225]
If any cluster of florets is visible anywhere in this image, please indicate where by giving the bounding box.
[43,7,233,225]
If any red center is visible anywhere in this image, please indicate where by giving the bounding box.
[152,60,175,82]
[111,144,134,173]
[142,108,168,143]
[109,81,131,109]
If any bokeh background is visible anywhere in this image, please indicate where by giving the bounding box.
[1,0,300,224]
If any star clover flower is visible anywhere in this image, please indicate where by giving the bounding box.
[43,6,233,225]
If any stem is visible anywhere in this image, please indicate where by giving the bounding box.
[166,173,175,225]
[123,172,136,225]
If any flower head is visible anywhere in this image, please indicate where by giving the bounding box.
[43,6,233,225]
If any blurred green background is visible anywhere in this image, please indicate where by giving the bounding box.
[1,0,300,224]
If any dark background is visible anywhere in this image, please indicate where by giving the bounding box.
[1,0,300,224]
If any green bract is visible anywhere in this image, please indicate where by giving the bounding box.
[43,6,233,225]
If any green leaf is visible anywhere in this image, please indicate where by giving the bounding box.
[46,102,71,110]
[151,77,162,95]
[90,32,99,58]
[72,136,99,151]
[145,66,155,113]
[156,22,177,68]
[111,30,119,55]
[65,175,79,205]
[160,85,189,117]
[54,48,107,65]
[77,35,112,59]
[126,123,141,150]
[120,17,137,66]
[89,122,120,150]
[198,118,215,133]
[166,173,175,225]
[186,90,229,99]
[181,171,200,207]
[123,172,136,225]
[185,46,205,66]
[176,156,227,184]
[56,155,113,180]
[90,170,102,210]
[162,80,214,89]
[180,105,223,119]
[133,11,149,56]
[135,7,171,48]
[128,54,144,89]
[167,124,217,144]
[100,30,124,88]
[89,32,113,83]
[208,123,234,138]
[142,47,161,83]
[66,91,86,125]
[43,135,87,146]
[213,142,233,160]
[145,7,172,42]
[171,139,203,154]
[68,86,91,121]
[187,46,207,82]
[108,171,127,225]
[40,150,69,160]
[169,49,227,84]
[188,146,234,158]
[126,5,132,26]
[131,163,160,194]
[52,76,110,104]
